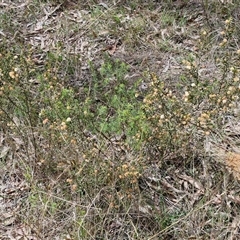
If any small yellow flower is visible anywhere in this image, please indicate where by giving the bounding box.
[66,117,71,122]
[143,98,150,104]
[220,38,227,46]
[209,94,216,98]
[60,122,67,130]
[42,118,49,125]
[232,95,239,100]
[9,71,15,79]
[167,90,172,97]
[122,164,128,169]
[14,67,20,73]
[225,18,232,25]
[222,99,227,104]
[71,184,77,192]
[66,178,73,184]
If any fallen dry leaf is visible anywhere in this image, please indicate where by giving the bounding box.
[0,146,10,159]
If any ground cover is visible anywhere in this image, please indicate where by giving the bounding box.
[1,0,240,239]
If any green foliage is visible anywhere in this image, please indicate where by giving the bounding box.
[83,56,149,147]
